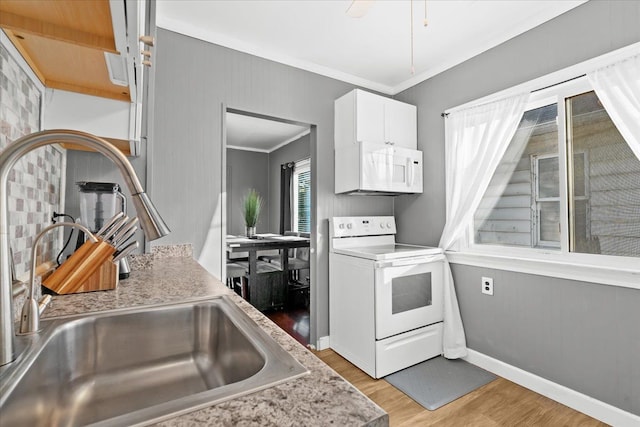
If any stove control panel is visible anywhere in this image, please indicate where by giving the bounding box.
[330,216,396,238]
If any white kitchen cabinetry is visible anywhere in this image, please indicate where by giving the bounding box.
[335,89,417,150]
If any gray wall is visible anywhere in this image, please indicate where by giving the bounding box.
[395,0,640,414]
[150,30,393,342]
[64,148,147,254]
[226,148,270,236]
[453,265,640,415]
[268,133,311,233]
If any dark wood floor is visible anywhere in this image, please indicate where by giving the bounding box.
[264,307,310,347]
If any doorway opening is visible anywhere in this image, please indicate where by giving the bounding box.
[222,108,315,347]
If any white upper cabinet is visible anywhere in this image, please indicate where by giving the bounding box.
[354,90,386,145]
[383,97,417,149]
[335,89,417,150]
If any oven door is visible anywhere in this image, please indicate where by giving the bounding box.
[374,255,443,340]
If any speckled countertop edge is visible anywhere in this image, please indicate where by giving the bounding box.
[41,255,388,427]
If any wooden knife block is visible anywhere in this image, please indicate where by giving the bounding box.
[42,240,118,294]
[74,260,119,293]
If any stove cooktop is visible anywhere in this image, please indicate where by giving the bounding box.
[332,243,442,261]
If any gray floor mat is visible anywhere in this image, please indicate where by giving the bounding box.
[384,356,497,411]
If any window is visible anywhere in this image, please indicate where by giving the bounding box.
[292,158,311,233]
[473,85,640,259]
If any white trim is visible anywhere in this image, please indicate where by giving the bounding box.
[447,250,640,290]
[226,145,270,154]
[464,349,640,427]
[294,157,311,170]
[228,129,311,154]
[293,158,311,234]
[269,129,311,153]
[157,2,587,96]
[316,335,330,351]
[445,42,640,115]
[457,55,640,289]
[156,20,397,95]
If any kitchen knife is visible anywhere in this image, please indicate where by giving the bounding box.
[111,217,138,246]
[95,212,124,238]
[113,241,139,263]
[113,226,137,249]
[102,215,129,242]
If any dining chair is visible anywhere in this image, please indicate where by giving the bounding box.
[270,235,309,282]
[226,262,248,297]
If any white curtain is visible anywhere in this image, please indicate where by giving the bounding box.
[587,54,640,161]
[439,93,529,359]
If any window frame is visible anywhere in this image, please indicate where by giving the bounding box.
[451,76,640,290]
[292,157,311,233]
[532,152,562,248]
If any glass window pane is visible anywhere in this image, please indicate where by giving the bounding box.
[538,157,559,198]
[539,201,560,244]
[568,91,640,257]
[297,170,311,233]
[474,104,558,249]
[573,153,586,197]
[293,160,311,234]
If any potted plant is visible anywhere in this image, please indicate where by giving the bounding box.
[242,188,263,238]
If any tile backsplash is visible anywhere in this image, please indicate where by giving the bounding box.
[1,42,64,280]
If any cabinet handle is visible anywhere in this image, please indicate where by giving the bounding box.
[385,141,395,145]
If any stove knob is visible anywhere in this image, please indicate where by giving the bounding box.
[346,223,353,230]
[338,223,345,229]
[379,223,385,229]
[386,223,392,229]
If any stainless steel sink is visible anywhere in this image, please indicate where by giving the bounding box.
[0,296,308,426]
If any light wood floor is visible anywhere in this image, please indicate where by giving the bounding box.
[314,349,606,427]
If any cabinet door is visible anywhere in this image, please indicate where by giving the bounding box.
[384,99,417,149]
[355,90,386,144]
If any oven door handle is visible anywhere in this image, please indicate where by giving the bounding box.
[375,255,442,268]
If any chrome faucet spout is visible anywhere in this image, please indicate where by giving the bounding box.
[19,222,96,335]
[0,130,170,365]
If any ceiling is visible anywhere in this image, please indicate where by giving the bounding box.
[156,0,586,95]
[226,113,310,153]
[0,0,130,101]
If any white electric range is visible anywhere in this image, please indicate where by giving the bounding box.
[329,216,445,378]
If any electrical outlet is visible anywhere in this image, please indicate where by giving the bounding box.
[481,277,494,296]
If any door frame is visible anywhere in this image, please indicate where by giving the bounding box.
[221,105,318,345]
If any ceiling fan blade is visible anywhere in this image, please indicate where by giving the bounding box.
[346,0,374,18]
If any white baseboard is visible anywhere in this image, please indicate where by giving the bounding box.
[464,349,640,427]
[316,335,330,351]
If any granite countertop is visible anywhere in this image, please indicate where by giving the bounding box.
[42,254,388,427]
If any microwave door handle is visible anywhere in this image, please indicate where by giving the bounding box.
[407,158,414,187]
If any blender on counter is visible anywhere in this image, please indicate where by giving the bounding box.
[76,181,132,279]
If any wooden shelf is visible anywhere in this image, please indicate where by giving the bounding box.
[0,0,131,102]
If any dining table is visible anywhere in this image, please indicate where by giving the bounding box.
[226,233,310,311]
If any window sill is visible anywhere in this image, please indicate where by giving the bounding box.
[446,250,640,290]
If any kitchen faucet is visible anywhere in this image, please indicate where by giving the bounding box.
[0,130,171,366]
[19,222,97,335]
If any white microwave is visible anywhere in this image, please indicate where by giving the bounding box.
[335,141,423,195]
